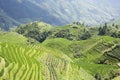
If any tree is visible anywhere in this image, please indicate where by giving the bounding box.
[111,31,120,38]
[54,29,71,39]
[94,73,101,80]
[115,25,119,29]
[98,26,103,35]
[111,32,117,38]
[79,31,91,40]
[24,29,51,43]
[69,44,82,58]
[98,23,108,35]
[112,23,115,26]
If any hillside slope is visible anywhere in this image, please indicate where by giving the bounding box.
[0,32,96,80]
[0,31,120,79]
[0,21,120,79]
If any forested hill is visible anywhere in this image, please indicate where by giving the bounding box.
[15,21,120,43]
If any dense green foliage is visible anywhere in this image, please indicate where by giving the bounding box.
[98,23,120,38]
[16,21,52,42]
[16,21,93,42]
[16,21,120,43]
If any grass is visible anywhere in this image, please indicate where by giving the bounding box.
[0,32,27,43]
[0,31,120,80]
[75,59,119,78]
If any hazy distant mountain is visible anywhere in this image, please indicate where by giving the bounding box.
[31,0,120,24]
[0,0,120,30]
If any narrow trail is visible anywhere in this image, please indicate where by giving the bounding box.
[66,62,70,80]
[102,44,116,53]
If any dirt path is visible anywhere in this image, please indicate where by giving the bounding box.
[102,44,116,53]
[66,62,70,80]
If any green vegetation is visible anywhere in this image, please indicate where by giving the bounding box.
[98,23,120,38]
[0,21,120,80]
[15,21,53,43]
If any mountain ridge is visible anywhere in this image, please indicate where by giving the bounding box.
[0,0,120,30]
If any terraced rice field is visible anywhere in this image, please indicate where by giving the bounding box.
[0,43,42,80]
[0,35,120,80]
[0,42,96,80]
